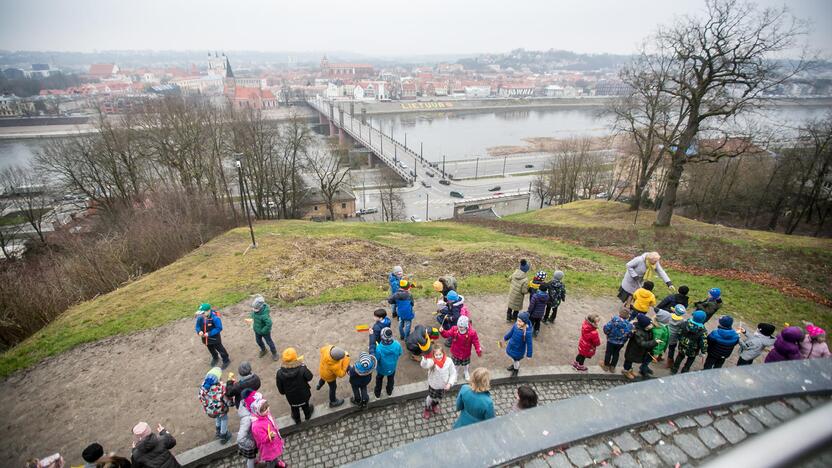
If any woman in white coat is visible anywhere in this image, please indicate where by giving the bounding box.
[619,251,673,303]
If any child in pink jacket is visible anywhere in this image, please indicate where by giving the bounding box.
[251,399,285,468]
[800,324,831,360]
[440,316,482,381]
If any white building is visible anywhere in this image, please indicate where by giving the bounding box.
[465,86,491,98]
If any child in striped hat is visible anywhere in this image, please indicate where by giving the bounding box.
[348,351,377,409]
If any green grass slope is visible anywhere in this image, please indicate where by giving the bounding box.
[2,212,829,378]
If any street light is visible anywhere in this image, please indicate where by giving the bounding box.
[235,153,257,249]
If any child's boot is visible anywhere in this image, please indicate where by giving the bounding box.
[271,351,279,361]
[258,348,268,358]
[422,407,432,419]
[329,398,344,408]
[622,369,636,380]
[431,402,441,414]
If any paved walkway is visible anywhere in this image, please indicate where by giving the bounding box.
[207,377,623,467]
[520,395,831,467]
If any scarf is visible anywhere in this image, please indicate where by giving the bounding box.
[644,257,656,282]
[432,352,447,369]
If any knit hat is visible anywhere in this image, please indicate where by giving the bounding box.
[432,280,443,292]
[534,271,547,281]
[636,313,652,329]
[354,351,377,376]
[393,265,403,276]
[243,391,263,412]
[329,346,346,361]
[380,327,394,345]
[457,316,470,331]
[758,323,776,337]
[692,310,707,324]
[251,398,266,415]
[709,288,721,299]
[673,304,687,316]
[282,347,302,363]
[399,279,411,289]
[202,367,222,390]
[519,259,530,273]
[132,422,151,446]
[82,443,104,463]
[238,361,252,377]
[197,303,211,314]
[446,290,459,302]
[807,324,826,338]
[428,327,440,340]
[518,311,530,323]
[251,295,265,310]
[553,270,564,280]
[718,315,734,329]
[655,309,672,325]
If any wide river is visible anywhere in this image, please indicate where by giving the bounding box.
[1,103,830,170]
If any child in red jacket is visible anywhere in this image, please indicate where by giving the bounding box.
[439,316,482,381]
[573,314,602,371]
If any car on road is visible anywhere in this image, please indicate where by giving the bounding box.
[439,179,451,186]
[450,191,464,198]
[421,180,431,188]
[524,164,534,168]
[355,207,379,216]
[493,192,504,196]
[488,186,501,192]
[426,171,435,178]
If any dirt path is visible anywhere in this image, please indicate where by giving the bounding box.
[0,293,707,466]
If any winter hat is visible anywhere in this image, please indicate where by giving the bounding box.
[393,265,403,276]
[197,303,211,314]
[250,398,266,415]
[132,422,151,446]
[380,327,394,345]
[807,324,826,338]
[432,280,443,292]
[202,367,222,390]
[243,391,263,412]
[678,285,689,295]
[282,347,302,364]
[709,288,721,299]
[354,351,377,376]
[692,310,707,325]
[457,316,470,331]
[399,279,411,289]
[758,323,776,337]
[329,346,346,361]
[446,290,460,302]
[518,311,530,323]
[251,295,265,310]
[718,315,734,329]
[519,259,530,273]
[673,304,687,316]
[534,270,547,281]
[636,313,652,329]
[428,327,440,340]
[553,270,564,280]
[655,309,672,325]
[782,326,805,343]
[82,443,104,463]
[238,361,252,377]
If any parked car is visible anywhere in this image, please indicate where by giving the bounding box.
[421,180,432,188]
[426,171,435,178]
[450,191,464,198]
[439,179,451,186]
[524,164,534,168]
[488,186,501,192]
[356,207,379,216]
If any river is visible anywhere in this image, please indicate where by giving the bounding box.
[1,103,830,170]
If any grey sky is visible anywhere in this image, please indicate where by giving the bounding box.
[1,0,829,56]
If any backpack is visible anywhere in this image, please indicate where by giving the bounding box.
[199,383,228,418]
[679,324,705,356]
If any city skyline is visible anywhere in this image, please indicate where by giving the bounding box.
[1,0,830,57]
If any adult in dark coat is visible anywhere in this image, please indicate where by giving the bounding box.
[130,422,180,468]
[622,314,658,380]
[275,348,314,424]
[225,361,261,408]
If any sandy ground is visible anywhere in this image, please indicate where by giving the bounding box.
[0,293,714,466]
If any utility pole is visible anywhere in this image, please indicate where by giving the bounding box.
[474,157,479,180]
[426,192,429,221]
[404,132,407,150]
[526,180,532,211]
[235,154,256,248]
[420,142,423,162]
[442,154,446,179]
[502,156,507,177]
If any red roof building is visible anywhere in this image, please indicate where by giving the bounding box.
[88,63,119,78]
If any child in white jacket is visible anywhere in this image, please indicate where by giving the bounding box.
[737,323,776,365]
[420,345,457,420]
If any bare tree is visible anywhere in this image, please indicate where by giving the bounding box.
[231,108,281,219]
[782,115,832,234]
[645,0,808,226]
[0,166,53,243]
[378,167,406,221]
[307,144,352,221]
[275,114,313,219]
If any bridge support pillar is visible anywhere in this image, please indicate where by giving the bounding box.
[318,112,326,125]
[328,120,335,137]
[338,127,345,145]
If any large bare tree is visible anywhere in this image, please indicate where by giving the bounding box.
[645,0,808,226]
[307,143,352,221]
[0,166,53,243]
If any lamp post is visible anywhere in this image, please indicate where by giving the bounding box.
[235,153,257,248]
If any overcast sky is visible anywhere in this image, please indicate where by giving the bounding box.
[1,0,830,57]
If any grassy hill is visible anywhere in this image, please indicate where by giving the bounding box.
[1,201,829,378]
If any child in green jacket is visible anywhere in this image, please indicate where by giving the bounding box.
[250,295,278,361]
[643,313,670,375]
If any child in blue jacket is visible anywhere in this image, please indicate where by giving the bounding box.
[194,303,231,369]
[602,308,633,372]
[374,328,403,398]
[503,312,533,377]
[388,265,404,318]
[388,280,415,340]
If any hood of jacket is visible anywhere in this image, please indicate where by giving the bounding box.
[375,316,392,329]
[581,320,597,335]
[709,327,739,346]
[782,326,805,343]
[134,433,161,454]
[511,269,527,281]
[633,288,654,303]
[279,364,306,379]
